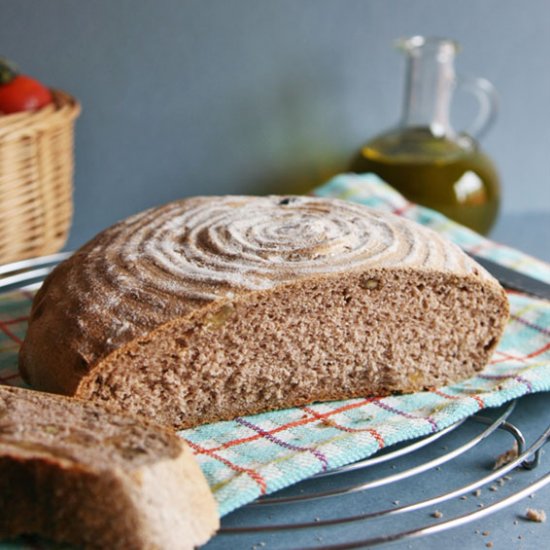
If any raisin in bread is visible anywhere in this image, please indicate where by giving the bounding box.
[19,196,509,428]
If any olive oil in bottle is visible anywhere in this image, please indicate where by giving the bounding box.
[351,127,500,234]
[351,37,501,235]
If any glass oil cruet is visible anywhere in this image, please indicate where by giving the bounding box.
[350,36,501,235]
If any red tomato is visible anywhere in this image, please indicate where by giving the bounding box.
[0,74,52,114]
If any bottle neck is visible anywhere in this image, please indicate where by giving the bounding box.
[399,39,456,137]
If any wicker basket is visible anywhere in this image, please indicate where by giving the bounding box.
[0,90,80,265]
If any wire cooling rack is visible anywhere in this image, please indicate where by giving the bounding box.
[1,254,549,550]
[209,398,550,549]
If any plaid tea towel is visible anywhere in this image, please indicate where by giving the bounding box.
[0,173,549,518]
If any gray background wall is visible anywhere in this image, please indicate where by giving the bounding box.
[1,0,549,251]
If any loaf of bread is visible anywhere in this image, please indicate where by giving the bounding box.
[19,195,509,429]
[0,384,218,549]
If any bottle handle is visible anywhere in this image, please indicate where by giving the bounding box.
[455,75,498,141]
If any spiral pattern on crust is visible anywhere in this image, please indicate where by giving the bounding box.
[80,195,483,294]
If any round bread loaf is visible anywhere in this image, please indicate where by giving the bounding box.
[19,195,509,428]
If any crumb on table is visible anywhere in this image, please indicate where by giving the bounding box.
[525,508,546,523]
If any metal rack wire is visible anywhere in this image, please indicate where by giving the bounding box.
[1,255,549,550]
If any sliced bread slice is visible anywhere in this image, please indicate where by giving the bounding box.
[0,384,218,549]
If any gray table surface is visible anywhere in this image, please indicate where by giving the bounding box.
[490,212,550,264]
